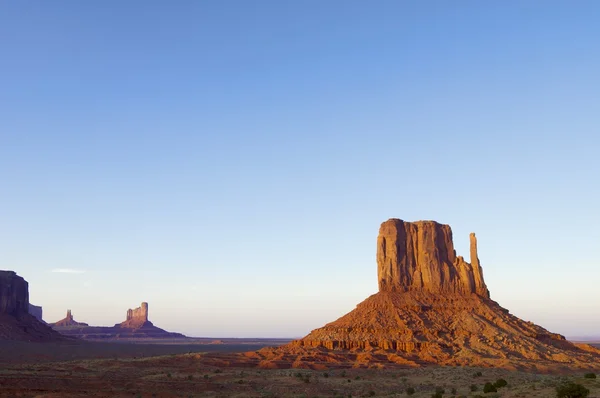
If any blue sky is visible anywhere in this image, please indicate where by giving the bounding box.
[1,1,599,338]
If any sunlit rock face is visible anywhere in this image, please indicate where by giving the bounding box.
[377,219,489,297]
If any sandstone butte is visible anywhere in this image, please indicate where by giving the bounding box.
[229,219,600,372]
[51,302,186,339]
[52,309,89,328]
[0,271,64,341]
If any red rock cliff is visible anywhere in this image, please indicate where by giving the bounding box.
[376,219,489,297]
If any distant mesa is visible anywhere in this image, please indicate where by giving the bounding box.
[51,301,185,340]
[0,270,64,341]
[250,219,600,371]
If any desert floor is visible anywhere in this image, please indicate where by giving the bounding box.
[1,340,599,397]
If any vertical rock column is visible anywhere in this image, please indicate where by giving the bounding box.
[470,233,489,297]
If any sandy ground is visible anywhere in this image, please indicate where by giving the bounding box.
[0,341,599,397]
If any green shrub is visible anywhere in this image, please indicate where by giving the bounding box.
[556,382,589,398]
[483,382,497,393]
[431,393,443,398]
[435,387,445,394]
[584,373,596,379]
[406,387,416,395]
[470,384,478,392]
[323,372,329,378]
[451,387,457,394]
[494,378,508,388]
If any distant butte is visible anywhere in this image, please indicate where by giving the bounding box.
[243,219,600,371]
[119,302,151,329]
[51,302,185,340]
[52,309,89,327]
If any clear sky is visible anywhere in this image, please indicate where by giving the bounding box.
[1,1,599,338]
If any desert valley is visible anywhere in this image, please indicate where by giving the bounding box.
[3,3,598,397]
[1,219,599,397]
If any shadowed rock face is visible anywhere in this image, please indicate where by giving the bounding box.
[0,271,64,341]
[0,271,29,316]
[28,304,43,322]
[377,219,489,297]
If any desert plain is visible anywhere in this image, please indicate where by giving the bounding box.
[1,339,600,397]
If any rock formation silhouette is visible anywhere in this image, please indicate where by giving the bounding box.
[52,309,89,327]
[0,271,64,341]
[28,304,43,323]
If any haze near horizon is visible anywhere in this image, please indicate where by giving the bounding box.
[1,1,599,338]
